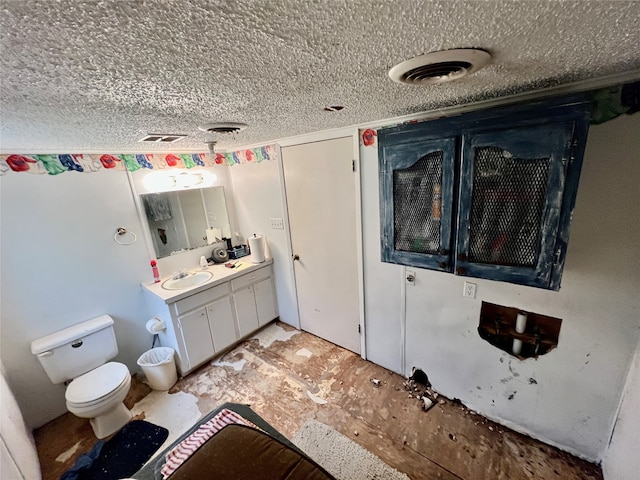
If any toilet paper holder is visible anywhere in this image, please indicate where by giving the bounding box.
[146,317,166,334]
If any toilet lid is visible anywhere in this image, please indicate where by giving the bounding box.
[65,362,129,404]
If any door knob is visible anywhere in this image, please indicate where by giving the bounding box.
[293,254,300,261]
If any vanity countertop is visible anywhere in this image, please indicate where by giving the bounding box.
[142,258,273,304]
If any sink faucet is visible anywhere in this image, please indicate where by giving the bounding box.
[172,270,189,280]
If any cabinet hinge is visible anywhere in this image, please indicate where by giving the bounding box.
[352,159,356,172]
[553,247,562,266]
[358,324,361,334]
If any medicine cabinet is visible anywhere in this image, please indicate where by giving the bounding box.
[379,94,590,290]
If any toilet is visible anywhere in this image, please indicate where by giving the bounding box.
[31,315,132,438]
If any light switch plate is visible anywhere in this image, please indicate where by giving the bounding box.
[270,217,284,230]
[463,281,477,299]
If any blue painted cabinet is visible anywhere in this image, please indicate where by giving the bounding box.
[380,137,456,271]
[378,96,590,290]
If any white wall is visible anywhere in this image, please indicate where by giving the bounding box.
[603,337,640,480]
[360,114,640,462]
[0,170,152,428]
[228,151,300,329]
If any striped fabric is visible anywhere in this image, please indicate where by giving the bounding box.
[160,408,259,479]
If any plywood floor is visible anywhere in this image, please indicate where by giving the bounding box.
[34,321,603,480]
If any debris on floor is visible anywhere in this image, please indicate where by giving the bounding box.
[403,367,441,412]
[370,378,381,388]
[306,390,328,405]
[420,396,435,412]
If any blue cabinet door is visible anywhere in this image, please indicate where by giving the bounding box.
[377,95,590,290]
[455,121,577,288]
[379,137,456,271]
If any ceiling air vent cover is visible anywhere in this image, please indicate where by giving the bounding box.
[198,122,248,134]
[389,48,491,85]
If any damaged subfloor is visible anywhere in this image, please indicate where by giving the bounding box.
[34,321,603,480]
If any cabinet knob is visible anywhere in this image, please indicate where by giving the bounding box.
[293,254,300,261]
[456,267,467,275]
[439,262,448,269]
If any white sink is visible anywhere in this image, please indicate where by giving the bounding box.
[161,271,213,290]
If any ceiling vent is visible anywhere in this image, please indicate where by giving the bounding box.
[139,134,187,143]
[389,48,491,85]
[198,122,248,134]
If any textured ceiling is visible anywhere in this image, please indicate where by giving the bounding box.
[1,0,640,153]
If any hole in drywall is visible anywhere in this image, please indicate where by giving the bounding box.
[478,302,562,360]
[409,367,431,387]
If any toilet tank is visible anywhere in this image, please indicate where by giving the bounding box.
[30,315,119,384]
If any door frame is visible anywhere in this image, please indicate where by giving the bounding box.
[277,129,367,359]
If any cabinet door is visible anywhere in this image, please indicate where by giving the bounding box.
[177,307,215,371]
[254,277,278,326]
[379,136,457,271]
[456,121,577,288]
[206,296,238,353]
[232,286,259,337]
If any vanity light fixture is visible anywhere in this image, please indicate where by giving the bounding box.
[170,172,204,189]
[143,170,217,193]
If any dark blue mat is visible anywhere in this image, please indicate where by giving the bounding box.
[60,420,168,480]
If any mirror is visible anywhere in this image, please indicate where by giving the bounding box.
[141,187,231,259]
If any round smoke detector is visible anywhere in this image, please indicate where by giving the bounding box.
[198,122,248,134]
[389,48,491,85]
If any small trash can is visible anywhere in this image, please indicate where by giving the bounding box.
[137,347,178,390]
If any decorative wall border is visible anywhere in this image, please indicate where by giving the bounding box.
[0,145,277,175]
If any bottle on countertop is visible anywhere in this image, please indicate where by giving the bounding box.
[150,259,161,283]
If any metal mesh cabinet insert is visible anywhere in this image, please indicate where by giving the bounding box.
[378,95,590,290]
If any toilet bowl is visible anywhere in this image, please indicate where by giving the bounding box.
[31,315,133,438]
[65,362,132,438]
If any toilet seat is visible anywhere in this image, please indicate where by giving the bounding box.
[65,362,129,405]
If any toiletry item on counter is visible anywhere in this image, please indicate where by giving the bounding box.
[206,228,222,245]
[227,245,249,259]
[150,259,160,283]
[200,256,208,269]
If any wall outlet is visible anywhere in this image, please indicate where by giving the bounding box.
[463,281,477,299]
[270,217,284,230]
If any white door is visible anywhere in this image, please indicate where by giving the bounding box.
[283,137,361,354]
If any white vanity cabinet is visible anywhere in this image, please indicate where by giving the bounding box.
[231,266,278,336]
[173,282,236,372]
[142,261,278,376]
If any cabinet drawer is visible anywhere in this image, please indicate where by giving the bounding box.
[174,283,230,315]
[231,266,271,291]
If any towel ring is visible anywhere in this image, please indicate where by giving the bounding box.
[114,227,137,245]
